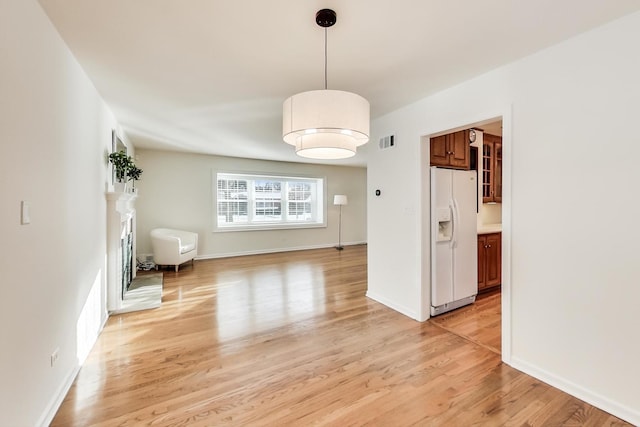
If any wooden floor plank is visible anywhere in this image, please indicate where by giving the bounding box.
[51,245,629,426]
[430,289,502,354]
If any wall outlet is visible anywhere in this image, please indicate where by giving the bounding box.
[50,348,59,367]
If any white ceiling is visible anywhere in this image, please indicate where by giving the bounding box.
[38,0,640,166]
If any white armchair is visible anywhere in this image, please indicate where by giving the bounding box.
[150,228,198,272]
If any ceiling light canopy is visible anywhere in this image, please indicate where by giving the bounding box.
[283,9,370,160]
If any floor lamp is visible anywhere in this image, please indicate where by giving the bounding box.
[334,195,348,250]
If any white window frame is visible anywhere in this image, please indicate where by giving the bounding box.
[214,171,326,232]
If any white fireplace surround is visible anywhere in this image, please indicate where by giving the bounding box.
[106,191,137,313]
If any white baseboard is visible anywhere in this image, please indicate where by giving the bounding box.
[38,312,109,427]
[195,241,367,260]
[38,364,80,427]
[366,291,420,321]
[137,253,154,262]
[510,357,639,426]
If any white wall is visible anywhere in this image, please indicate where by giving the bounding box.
[367,11,640,424]
[0,1,124,425]
[134,150,367,258]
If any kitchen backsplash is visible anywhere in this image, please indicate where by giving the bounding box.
[480,202,502,225]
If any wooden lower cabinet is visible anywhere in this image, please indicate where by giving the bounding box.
[478,232,501,292]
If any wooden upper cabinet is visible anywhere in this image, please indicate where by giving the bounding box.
[482,142,493,202]
[430,135,449,166]
[482,133,502,203]
[430,130,470,170]
[449,130,469,169]
[494,141,502,203]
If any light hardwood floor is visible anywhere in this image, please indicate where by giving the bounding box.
[52,245,628,426]
[431,289,502,355]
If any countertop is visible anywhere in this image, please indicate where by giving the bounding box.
[477,223,502,234]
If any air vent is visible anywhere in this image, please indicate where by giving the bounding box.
[379,135,395,150]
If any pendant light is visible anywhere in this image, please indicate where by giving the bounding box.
[283,9,370,160]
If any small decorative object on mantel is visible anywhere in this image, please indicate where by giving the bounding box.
[127,165,143,192]
[108,150,143,193]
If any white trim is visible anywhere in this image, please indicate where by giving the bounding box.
[366,291,421,321]
[38,313,109,427]
[419,106,513,363]
[510,357,640,426]
[214,222,326,233]
[419,133,432,321]
[500,105,513,365]
[38,365,80,427]
[195,241,367,260]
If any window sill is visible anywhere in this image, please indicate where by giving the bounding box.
[214,223,326,233]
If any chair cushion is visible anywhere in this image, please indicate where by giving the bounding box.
[180,242,196,253]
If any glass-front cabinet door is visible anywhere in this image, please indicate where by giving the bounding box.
[482,134,502,204]
[482,143,493,203]
[494,142,502,202]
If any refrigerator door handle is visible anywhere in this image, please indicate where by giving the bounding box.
[449,200,456,249]
[451,198,460,249]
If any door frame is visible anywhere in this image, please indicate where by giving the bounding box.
[421,106,512,364]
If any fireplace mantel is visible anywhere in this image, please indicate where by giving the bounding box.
[106,191,138,313]
[106,190,138,217]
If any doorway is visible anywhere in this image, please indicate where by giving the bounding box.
[424,115,509,361]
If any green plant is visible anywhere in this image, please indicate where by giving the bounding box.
[127,165,143,187]
[109,150,132,182]
[109,150,142,185]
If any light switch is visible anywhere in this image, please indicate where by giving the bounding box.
[21,201,30,225]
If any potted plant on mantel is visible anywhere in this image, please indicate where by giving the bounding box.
[127,165,143,191]
[109,150,143,193]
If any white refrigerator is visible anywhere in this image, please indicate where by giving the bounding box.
[430,167,478,316]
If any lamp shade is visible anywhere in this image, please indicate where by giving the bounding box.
[283,90,370,159]
[333,195,348,206]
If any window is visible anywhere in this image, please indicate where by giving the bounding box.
[216,173,325,230]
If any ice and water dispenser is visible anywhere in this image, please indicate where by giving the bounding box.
[436,207,452,242]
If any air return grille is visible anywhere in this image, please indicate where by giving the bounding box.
[379,135,395,150]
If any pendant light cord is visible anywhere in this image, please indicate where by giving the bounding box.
[324,27,328,90]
